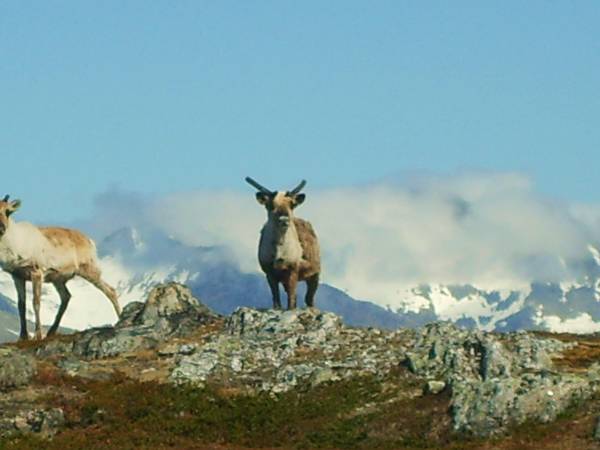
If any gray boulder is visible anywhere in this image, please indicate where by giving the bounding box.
[11,408,65,438]
[404,322,593,436]
[171,306,406,393]
[0,348,36,391]
[39,283,219,360]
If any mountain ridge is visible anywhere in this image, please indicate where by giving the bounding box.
[1,226,600,341]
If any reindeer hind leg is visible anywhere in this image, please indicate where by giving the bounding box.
[31,270,43,340]
[78,264,121,317]
[305,273,319,308]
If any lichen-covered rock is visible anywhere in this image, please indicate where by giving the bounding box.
[404,322,591,436]
[126,283,216,333]
[57,357,90,377]
[310,367,340,387]
[73,327,158,359]
[11,408,64,438]
[425,380,446,394]
[5,283,600,442]
[114,301,145,328]
[451,372,589,435]
[38,283,219,360]
[0,348,36,391]
[171,346,220,385]
[226,307,341,339]
[115,283,218,337]
[171,307,407,393]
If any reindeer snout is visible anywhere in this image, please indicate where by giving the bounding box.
[278,216,290,227]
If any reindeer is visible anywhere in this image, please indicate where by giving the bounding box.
[0,195,121,340]
[246,177,321,309]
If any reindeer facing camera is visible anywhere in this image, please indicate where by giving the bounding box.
[245,177,321,309]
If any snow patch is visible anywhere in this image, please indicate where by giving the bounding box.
[588,245,600,266]
[429,286,490,321]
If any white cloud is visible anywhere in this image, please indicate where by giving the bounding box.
[83,172,600,306]
[540,313,600,334]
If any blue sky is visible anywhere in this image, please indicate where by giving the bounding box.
[1,1,599,224]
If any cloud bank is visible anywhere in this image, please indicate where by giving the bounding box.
[82,172,600,306]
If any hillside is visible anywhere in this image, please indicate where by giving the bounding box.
[1,283,600,449]
[0,226,407,342]
[4,226,600,341]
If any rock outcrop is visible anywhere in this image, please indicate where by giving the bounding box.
[0,408,65,438]
[38,283,220,360]
[0,347,36,391]
[2,282,600,442]
[171,306,407,393]
[404,322,599,436]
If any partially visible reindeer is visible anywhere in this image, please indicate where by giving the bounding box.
[246,177,321,309]
[0,195,121,340]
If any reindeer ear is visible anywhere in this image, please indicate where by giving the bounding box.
[293,193,305,207]
[256,192,270,205]
[7,199,21,216]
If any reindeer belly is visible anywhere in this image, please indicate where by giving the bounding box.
[8,264,77,283]
[0,244,81,282]
[44,269,76,283]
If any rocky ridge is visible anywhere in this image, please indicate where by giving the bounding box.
[405,323,598,435]
[1,283,600,444]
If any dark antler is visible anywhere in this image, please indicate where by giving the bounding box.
[245,177,274,195]
[288,180,306,196]
[2,195,9,202]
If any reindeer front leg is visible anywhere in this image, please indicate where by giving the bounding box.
[12,275,28,340]
[31,270,43,340]
[283,271,298,310]
[47,281,71,336]
[266,272,282,309]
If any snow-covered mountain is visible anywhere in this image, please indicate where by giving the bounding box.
[1,226,600,341]
[367,244,600,334]
[374,281,600,333]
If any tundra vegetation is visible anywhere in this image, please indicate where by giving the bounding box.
[1,284,600,450]
[246,177,321,310]
[0,196,120,340]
